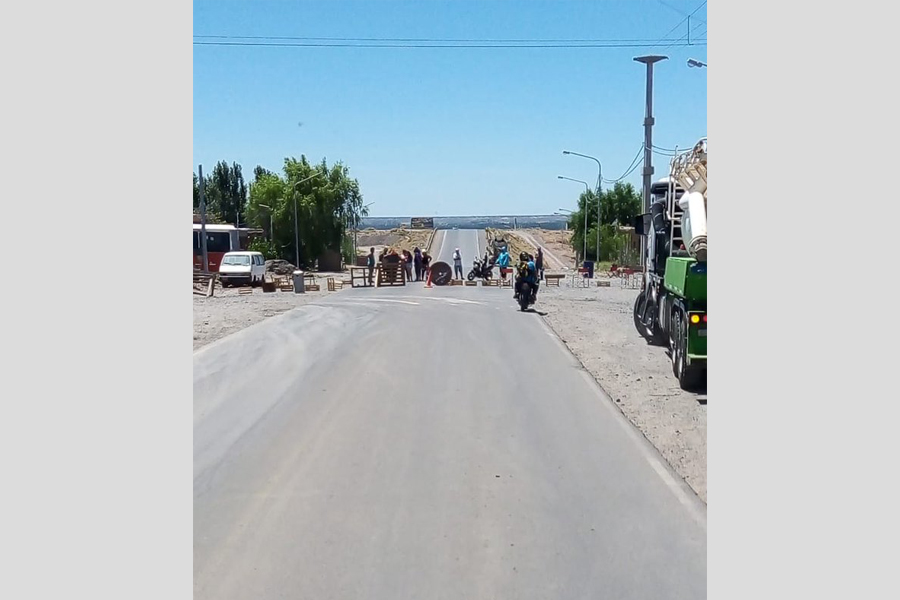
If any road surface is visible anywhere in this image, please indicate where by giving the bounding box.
[430,227,487,269]
[194,229,706,599]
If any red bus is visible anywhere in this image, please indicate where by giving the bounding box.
[193,224,242,272]
[194,223,266,272]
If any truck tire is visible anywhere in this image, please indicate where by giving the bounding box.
[672,311,705,391]
[634,291,667,346]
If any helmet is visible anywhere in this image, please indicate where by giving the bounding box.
[519,252,528,262]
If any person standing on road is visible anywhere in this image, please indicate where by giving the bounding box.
[453,248,463,280]
[535,247,544,281]
[402,249,414,281]
[496,247,511,281]
[422,251,432,281]
[413,247,423,281]
[367,247,376,285]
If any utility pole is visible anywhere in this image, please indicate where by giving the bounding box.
[199,164,209,273]
[634,55,667,267]
[634,55,667,214]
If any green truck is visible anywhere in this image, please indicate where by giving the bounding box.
[633,139,707,391]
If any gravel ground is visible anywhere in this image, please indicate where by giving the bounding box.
[193,274,345,350]
[538,280,708,503]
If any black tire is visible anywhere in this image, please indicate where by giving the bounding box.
[671,312,705,391]
[633,291,648,337]
[467,271,476,281]
[519,283,531,311]
[672,311,684,381]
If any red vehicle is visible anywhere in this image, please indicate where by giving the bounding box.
[194,223,266,272]
[193,224,241,272]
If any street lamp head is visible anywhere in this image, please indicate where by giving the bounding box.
[557,175,564,179]
[562,150,571,155]
[687,58,707,68]
[634,55,668,65]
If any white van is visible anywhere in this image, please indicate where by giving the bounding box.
[219,251,267,287]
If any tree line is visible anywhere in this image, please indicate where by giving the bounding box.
[564,181,643,264]
[193,157,367,267]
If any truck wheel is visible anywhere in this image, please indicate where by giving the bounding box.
[672,313,704,391]
[633,292,648,337]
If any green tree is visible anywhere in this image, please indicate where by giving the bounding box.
[244,155,365,268]
[193,173,200,210]
[567,181,642,261]
[600,182,642,226]
[205,161,247,226]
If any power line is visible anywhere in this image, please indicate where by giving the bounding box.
[649,0,707,49]
[194,40,707,49]
[604,146,645,184]
[663,18,707,51]
[656,0,707,26]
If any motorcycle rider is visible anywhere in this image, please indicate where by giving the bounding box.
[513,252,538,303]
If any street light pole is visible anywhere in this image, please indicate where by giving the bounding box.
[292,172,322,267]
[634,55,667,215]
[563,150,602,261]
[634,55,667,268]
[558,176,590,263]
[355,201,375,260]
[258,204,274,241]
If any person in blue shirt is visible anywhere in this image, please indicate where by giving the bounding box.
[496,248,511,282]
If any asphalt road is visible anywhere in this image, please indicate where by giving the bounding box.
[431,227,486,267]
[194,229,706,599]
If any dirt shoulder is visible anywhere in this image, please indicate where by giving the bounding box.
[538,282,707,502]
[486,228,577,272]
[193,274,345,351]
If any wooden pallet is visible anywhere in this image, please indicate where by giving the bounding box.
[350,267,373,288]
[376,264,406,287]
[464,280,478,286]
[544,274,564,287]
[193,271,219,297]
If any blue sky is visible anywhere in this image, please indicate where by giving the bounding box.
[193,0,707,216]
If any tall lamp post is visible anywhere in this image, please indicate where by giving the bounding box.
[634,54,667,267]
[354,201,375,259]
[292,172,322,267]
[563,150,602,262]
[557,175,590,263]
[258,204,274,241]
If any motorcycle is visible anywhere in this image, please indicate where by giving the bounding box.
[467,258,494,281]
[516,281,536,311]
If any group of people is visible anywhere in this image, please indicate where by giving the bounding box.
[366,244,545,302]
[367,246,432,284]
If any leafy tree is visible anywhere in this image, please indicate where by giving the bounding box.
[566,181,642,261]
[205,161,247,226]
[243,155,366,268]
